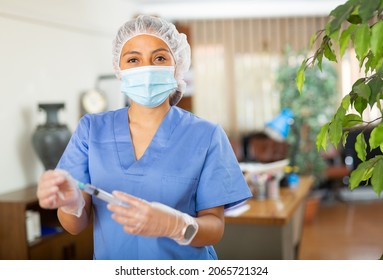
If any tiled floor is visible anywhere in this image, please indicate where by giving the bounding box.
[298,188,383,260]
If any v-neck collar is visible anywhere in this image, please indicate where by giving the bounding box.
[113,106,181,175]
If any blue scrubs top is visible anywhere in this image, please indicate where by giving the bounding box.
[57,106,252,260]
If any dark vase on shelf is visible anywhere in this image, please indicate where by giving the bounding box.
[32,103,72,170]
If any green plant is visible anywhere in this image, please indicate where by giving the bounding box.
[276,49,338,182]
[297,0,383,195]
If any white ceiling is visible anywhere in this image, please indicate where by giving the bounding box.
[0,0,347,36]
[134,0,346,20]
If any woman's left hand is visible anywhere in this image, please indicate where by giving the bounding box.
[107,191,198,244]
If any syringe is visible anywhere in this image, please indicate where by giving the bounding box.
[77,181,128,207]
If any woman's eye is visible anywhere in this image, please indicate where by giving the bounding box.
[155,56,166,62]
[127,58,138,63]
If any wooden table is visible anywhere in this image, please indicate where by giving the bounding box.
[214,175,314,260]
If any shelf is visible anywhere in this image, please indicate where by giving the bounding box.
[0,185,93,259]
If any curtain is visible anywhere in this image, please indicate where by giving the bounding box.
[178,16,332,137]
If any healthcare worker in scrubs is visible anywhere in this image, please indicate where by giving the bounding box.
[36,15,252,260]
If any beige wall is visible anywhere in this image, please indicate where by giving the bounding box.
[0,0,137,194]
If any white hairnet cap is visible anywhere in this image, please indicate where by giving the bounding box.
[112,15,191,106]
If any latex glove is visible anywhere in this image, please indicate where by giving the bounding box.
[108,191,199,245]
[36,169,85,218]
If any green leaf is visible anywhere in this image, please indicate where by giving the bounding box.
[376,57,383,71]
[334,105,346,123]
[362,166,374,182]
[358,0,380,22]
[365,53,375,74]
[316,50,324,71]
[371,21,383,59]
[329,120,343,146]
[347,14,362,24]
[349,156,380,190]
[371,157,383,195]
[353,96,368,115]
[341,94,351,109]
[325,21,332,37]
[353,77,367,87]
[329,29,340,41]
[339,24,357,58]
[353,82,371,100]
[370,123,383,149]
[353,23,371,61]
[378,101,383,111]
[313,37,330,70]
[355,132,367,161]
[378,65,383,77]
[316,122,330,151]
[368,76,383,107]
[324,42,337,62]
[342,130,349,147]
[309,31,317,48]
[349,161,369,189]
[328,3,355,35]
[342,114,363,128]
[296,60,306,94]
[369,52,380,70]
[378,92,383,111]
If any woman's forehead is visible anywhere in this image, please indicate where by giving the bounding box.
[123,34,170,51]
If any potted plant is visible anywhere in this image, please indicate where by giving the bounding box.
[276,48,338,183]
[276,49,339,223]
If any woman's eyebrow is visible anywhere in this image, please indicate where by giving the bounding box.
[121,50,141,57]
[152,48,171,54]
[121,48,170,57]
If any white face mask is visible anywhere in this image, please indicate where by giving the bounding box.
[120,66,177,107]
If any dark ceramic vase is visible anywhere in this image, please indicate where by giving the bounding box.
[32,103,71,170]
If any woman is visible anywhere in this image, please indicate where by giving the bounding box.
[36,15,252,260]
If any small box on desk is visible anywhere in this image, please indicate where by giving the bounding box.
[240,159,289,200]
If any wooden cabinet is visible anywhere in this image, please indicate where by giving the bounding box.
[176,96,193,112]
[0,185,93,260]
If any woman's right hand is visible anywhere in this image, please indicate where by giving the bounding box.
[37,169,85,217]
